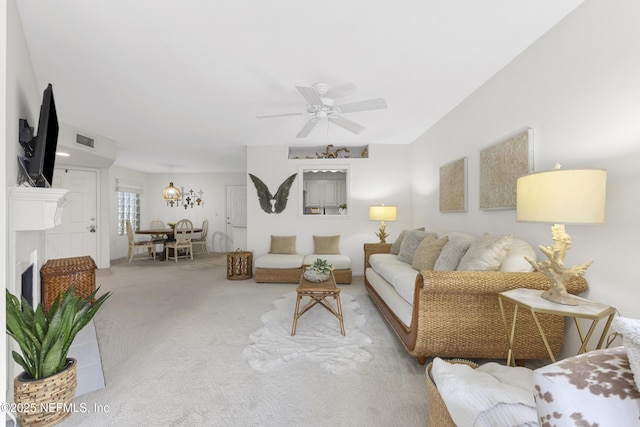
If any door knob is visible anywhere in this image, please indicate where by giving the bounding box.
[88,225,96,233]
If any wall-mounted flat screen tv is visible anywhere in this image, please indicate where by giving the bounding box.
[19,83,59,187]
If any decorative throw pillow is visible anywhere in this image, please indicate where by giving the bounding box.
[269,235,296,254]
[457,233,513,271]
[390,227,426,255]
[611,316,640,391]
[397,230,435,264]
[412,236,449,271]
[499,238,537,273]
[313,235,340,254]
[434,238,472,271]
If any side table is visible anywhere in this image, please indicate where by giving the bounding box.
[226,250,253,280]
[498,288,616,366]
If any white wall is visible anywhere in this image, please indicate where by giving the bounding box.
[247,144,412,274]
[3,0,44,407]
[410,0,640,357]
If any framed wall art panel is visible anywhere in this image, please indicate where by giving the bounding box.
[439,157,467,212]
[479,128,533,210]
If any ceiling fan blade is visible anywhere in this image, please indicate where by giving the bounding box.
[296,86,323,106]
[256,112,304,119]
[336,98,387,114]
[330,115,366,134]
[296,118,320,138]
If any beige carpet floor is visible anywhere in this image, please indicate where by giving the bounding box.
[57,254,429,426]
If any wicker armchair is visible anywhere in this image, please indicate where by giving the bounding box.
[364,244,588,364]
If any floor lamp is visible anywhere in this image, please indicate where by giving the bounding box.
[516,168,607,305]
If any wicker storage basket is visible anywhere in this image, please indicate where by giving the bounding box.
[426,359,479,427]
[14,358,77,427]
[41,256,96,313]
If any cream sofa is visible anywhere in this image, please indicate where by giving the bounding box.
[364,230,588,364]
[255,235,352,284]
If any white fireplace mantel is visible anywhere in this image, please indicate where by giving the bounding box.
[9,186,70,231]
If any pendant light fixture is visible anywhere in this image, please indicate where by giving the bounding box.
[162,167,181,205]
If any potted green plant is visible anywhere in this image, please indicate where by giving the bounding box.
[6,285,111,426]
[303,258,334,282]
[338,203,347,215]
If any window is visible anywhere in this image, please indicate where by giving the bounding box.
[115,178,144,236]
[117,192,141,235]
[298,165,349,216]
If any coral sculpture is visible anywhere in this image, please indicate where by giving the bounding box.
[525,224,592,305]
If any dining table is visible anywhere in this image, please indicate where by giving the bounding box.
[136,227,203,260]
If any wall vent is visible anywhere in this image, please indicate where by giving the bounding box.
[76,134,95,148]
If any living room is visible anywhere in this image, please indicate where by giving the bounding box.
[2,0,640,424]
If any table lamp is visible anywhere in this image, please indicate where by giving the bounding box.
[516,167,607,305]
[369,205,397,243]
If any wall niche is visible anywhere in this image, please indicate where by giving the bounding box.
[289,144,368,159]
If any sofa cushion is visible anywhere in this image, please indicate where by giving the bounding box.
[303,254,351,270]
[369,254,418,304]
[499,238,536,273]
[434,235,473,271]
[269,235,297,254]
[313,235,340,254]
[457,233,513,271]
[255,254,304,269]
[412,236,449,271]
[390,227,430,255]
[397,230,435,264]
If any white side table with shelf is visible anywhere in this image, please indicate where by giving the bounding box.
[498,288,616,366]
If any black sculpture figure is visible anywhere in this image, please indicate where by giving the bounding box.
[249,173,297,214]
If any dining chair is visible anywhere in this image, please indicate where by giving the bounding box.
[126,220,156,263]
[191,219,209,255]
[164,219,194,262]
[149,219,167,242]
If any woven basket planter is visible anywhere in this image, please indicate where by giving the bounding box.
[13,358,78,427]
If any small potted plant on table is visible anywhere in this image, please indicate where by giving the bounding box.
[303,258,334,282]
[6,285,111,426]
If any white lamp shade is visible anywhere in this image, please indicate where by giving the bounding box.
[516,169,606,224]
[369,205,397,221]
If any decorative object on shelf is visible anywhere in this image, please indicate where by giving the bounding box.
[369,204,397,243]
[249,173,297,214]
[303,258,334,283]
[517,166,607,305]
[288,144,368,159]
[316,144,349,159]
[6,285,111,426]
[256,82,387,138]
[339,204,347,215]
[439,157,467,213]
[480,128,534,210]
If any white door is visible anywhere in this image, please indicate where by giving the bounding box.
[46,168,98,261]
[226,185,247,252]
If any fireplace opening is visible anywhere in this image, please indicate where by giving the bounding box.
[21,264,35,307]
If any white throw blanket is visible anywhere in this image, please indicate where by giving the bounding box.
[431,358,538,427]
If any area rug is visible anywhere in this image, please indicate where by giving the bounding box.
[242,291,373,374]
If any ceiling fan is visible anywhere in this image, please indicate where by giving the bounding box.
[257,82,387,138]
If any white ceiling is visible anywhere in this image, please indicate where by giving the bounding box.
[16,0,583,173]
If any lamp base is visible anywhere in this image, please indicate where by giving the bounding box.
[540,287,579,306]
[375,225,389,243]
